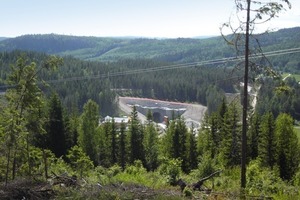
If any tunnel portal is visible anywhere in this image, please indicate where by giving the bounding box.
[134,104,186,123]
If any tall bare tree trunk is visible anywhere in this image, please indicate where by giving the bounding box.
[241,0,251,190]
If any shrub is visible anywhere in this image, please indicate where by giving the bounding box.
[183,187,193,197]
[158,158,182,186]
[66,145,93,178]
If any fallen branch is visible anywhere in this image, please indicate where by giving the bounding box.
[176,170,222,192]
[50,171,78,187]
[192,169,222,191]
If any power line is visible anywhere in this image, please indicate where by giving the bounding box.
[41,47,300,84]
[0,47,300,89]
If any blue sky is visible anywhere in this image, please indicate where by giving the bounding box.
[1,0,299,38]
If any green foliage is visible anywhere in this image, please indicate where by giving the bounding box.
[0,55,59,183]
[143,122,159,171]
[46,92,67,157]
[183,187,193,197]
[276,113,300,180]
[66,145,94,178]
[246,160,300,198]
[256,77,300,120]
[248,113,261,160]
[118,122,127,170]
[49,157,73,176]
[213,167,241,194]
[127,106,145,164]
[258,112,277,168]
[158,158,182,186]
[1,28,299,69]
[115,161,168,189]
[164,118,189,172]
[124,160,147,175]
[78,99,99,164]
[193,153,218,179]
[184,128,198,173]
[220,103,241,167]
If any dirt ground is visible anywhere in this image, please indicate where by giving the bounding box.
[0,179,183,200]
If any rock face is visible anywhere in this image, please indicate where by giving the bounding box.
[118,96,207,128]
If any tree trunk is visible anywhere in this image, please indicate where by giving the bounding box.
[241,0,251,190]
[5,147,11,186]
[42,149,49,179]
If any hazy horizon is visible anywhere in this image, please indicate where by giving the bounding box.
[1,0,299,38]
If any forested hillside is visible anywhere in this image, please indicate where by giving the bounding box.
[0,53,299,199]
[0,27,300,72]
[0,51,240,116]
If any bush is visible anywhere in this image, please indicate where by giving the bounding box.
[183,187,193,197]
[158,158,182,186]
[125,160,147,175]
[195,153,218,179]
[66,145,93,178]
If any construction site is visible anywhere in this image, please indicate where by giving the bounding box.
[118,96,207,130]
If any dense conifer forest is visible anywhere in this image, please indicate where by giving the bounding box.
[0,27,300,199]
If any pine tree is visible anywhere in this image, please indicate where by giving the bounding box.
[276,113,300,180]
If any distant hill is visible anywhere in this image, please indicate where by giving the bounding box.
[0,37,8,41]
[0,27,299,70]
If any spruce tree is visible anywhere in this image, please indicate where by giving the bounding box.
[174,118,188,172]
[46,92,67,158]
[208,113,220,158]
[143,122,159,171]
[78,99,99,164]
[110,118,118,165]
[276,113,300,180]
[185,126,198,172]
[128,106,145,164]
[258,112,277,168]
[248,113,260,160]
[221,103,241,167]
[118,121,127,170]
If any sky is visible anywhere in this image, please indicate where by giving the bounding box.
[1,0,299,38]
